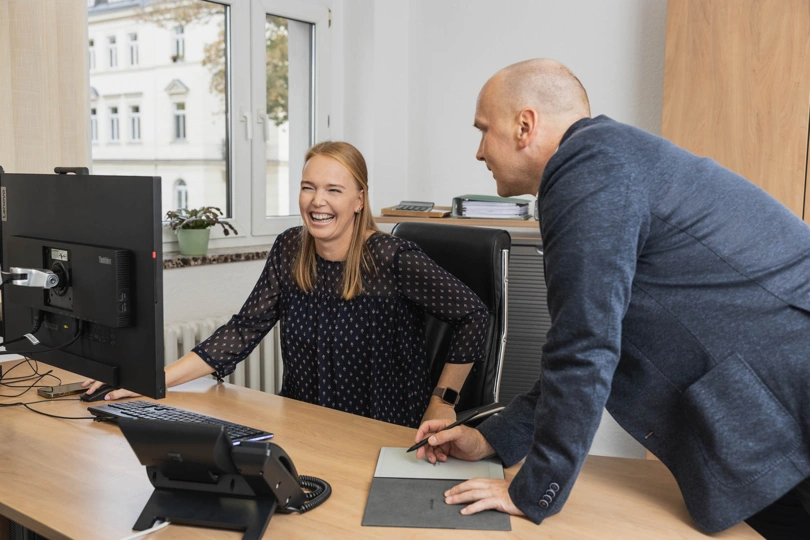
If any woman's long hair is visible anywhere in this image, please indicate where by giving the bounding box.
[293,141,379,300]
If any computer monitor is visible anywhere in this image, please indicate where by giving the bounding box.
[0,169,165,399]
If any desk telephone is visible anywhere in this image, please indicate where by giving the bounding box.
[119,418,331,540]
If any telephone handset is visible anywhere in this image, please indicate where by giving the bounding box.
[119,418,331,540]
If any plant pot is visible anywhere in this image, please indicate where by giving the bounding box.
[177,228,211,256]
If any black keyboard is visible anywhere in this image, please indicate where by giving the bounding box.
[88,400,274,445]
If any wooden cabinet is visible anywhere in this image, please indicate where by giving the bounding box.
[662,0,810,225]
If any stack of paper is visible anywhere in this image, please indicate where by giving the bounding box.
[451,194,531,220]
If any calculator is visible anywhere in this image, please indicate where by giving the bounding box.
[393,201,434,212]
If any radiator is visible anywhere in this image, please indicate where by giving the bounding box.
[164,315,283,394]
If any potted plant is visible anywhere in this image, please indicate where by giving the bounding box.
[165,206,238,256]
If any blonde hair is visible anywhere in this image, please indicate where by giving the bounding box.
[294,141,379,300]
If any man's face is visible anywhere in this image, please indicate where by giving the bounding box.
[474,81,524,197]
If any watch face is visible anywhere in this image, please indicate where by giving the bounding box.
[444,388,460,404]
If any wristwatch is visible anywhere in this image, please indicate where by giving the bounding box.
[432,387,460,406]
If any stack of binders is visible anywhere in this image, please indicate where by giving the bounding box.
[451,194,531,219]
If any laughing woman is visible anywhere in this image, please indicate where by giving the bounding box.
[86,141,488,428]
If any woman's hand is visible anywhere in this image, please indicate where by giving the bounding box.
[421,397,457,424]
[81,379,141,401]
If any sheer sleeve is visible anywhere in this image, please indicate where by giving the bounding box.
[395,247,489,364]
[192,237,286,378]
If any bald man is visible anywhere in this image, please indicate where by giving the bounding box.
[415,59,810,535]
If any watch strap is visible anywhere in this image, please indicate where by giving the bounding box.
[432,386,460,406]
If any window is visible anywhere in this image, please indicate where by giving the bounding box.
[88,39,96,70]
[90,108,98,142]
[174,179,188,210]
[129,33,138,66]
[130,105,141,141]
[109,107,119,141]
[172,26,185,62]
[86,0,333,243]
[173,102,186,141]
[108,36,117,68]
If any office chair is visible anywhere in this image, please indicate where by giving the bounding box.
[391,222,510,412]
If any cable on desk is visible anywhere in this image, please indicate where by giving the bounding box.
[119,520,170,540]
[0,358,61,397]
[0,397,96,420]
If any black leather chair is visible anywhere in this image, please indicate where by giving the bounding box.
[391,222,510,412]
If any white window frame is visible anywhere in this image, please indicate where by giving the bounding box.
[129,33,139,66]
[130,105,141,142]
[108,35,117,68]
[90,108,98,142]
[173,102,186,141]
[109,106,120,142]
[89,39,96,71]
[172,26,185,61]
[159,0,337,250]
[174,179,188,209]
[249,0,332,236]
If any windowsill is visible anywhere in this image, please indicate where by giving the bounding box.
[163,245,269,270]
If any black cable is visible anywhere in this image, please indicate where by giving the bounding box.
[0,397,96,420]
[1,310,45,348]
[292,475,332,513]
[0,358,61,397]
[0,320,83,357]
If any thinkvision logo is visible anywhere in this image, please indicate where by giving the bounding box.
[98,256,112,265]
[1,187,6,222]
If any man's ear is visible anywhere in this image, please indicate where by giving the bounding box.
[517,108,538,149]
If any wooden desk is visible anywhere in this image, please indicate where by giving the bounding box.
[0,361,759,539]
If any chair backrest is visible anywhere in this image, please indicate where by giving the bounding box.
[391,222,510,411]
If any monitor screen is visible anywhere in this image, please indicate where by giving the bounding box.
[0,171,165,398]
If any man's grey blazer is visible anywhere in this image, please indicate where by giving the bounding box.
[478,116,810,532]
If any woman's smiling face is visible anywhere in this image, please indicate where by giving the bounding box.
[299,154,364,257]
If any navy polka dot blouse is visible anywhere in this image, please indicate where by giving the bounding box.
[193,227,489,428]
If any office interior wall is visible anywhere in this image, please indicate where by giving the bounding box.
[338,0,668,210]
[0,0,90,174]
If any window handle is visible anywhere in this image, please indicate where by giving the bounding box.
[257,109,270,141]
[240,107,252,140]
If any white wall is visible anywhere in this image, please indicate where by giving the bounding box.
[338,0,668,211]
[167,0,669,458]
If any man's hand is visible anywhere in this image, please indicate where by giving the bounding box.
[445,478,525,517]
[81,379,140,401]
[414,419,495,464]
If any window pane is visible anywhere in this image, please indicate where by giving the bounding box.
[264,15,313,217]
[88,0,230,218]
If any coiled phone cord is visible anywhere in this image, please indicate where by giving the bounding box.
[294,475,332,513]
